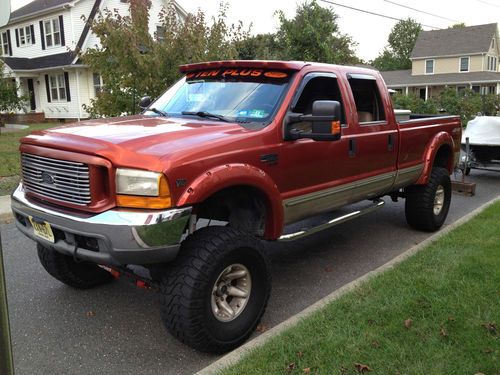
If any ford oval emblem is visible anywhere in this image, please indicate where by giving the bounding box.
[41,172,55,185]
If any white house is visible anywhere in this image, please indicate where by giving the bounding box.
[0,0,186,121]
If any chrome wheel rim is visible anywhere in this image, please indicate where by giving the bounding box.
[211,263,252,322]
[434,185,445,215]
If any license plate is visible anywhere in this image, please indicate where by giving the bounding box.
[29,216,55,243]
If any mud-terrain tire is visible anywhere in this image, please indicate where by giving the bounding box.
[37,244,114,289]
[159,226,271,353]
[405,167,451,232]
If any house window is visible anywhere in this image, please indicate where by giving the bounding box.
[459,57,469,72]
[425,59,434,74]
[472,85,480,93]
[1,31,10,56]
[49,74,67,101]
[156,26,166,41]
[492,38,496,50]
[18,25,33,46]
[43,18,61,47]
[457,86,467,93]
[93,73,104,96]
[487,56,498,71]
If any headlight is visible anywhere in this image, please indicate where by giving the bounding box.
[116,169,161,196]
[115,168,172,209]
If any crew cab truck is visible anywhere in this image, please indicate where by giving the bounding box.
[11,60,461,353]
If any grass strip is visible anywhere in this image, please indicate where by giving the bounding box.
[221,202,500,375]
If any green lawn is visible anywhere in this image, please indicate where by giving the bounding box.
[222,202,500,375]
[0,123,59,195]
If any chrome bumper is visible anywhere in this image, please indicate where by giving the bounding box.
[11,185,192,266]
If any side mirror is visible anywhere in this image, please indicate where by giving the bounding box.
[285,100,342,141]
[139,96,152,110]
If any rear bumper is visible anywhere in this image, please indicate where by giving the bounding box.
[11,184,192,266]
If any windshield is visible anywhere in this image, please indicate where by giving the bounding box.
[144,68,292,126]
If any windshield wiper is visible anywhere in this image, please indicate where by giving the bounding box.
[148,107,169,117]
[181,111,230,122]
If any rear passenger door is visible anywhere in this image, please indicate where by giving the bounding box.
[345,74,398,200]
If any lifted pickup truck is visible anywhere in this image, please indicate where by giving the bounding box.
[11,60,461,353]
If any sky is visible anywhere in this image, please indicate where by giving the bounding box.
[9,0,500,61]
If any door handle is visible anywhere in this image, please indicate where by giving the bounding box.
[388,134,394,151]
[349,139,356,157]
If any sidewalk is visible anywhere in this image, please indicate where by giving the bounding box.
[0,195,12,221]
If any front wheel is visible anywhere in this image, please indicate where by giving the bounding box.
[405,167,452,232]
[159,226,271,353]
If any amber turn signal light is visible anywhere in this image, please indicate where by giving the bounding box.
[331,120,341,135]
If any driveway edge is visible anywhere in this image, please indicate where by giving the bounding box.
[0,195,12,222]
[197,195,500,375]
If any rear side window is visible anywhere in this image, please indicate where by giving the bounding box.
[348,77,386,124]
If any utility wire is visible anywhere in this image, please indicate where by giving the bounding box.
[474,0,500,8]
[383,0,461,23]
[318,0,442,29]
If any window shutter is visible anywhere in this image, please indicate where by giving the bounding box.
[45,74,51,103]
[59,15,65,46]
[39,21,45,50]
[15,29,19,47]
[6,30,12,56]
[30,25,35,44]
[64,72,71,102]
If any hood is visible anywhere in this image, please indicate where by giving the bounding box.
[21,115,252,171]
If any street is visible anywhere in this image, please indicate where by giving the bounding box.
[1,170,498,375]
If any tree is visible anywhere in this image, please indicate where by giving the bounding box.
[235,33,281,60]
[372,18,422,71]
[449,23,466,29]
[81,1,248,117]
[0,60,27,120]
[275,1,358,64]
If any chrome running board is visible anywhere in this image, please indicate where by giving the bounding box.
[278,199,385,242]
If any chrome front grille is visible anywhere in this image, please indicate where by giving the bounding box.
[21,153,91,206]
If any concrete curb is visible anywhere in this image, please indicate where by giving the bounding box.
[197,195,500,375]
[0,195,12,222]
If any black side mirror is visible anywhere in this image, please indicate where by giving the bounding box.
[139,96,152,110]
[285,100,342,141]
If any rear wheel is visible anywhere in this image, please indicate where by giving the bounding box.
[37,244,114,289]
[405,167,451,232]
[159,226,271,353]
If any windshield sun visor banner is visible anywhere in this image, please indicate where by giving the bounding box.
[185,68,290,82]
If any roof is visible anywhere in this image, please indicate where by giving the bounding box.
[411,23,498,59]
[381,69,500,87]
[2,52,75,71]
[8,0,74,24]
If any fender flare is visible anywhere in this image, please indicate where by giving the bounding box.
[177,163,284,239]
[415,131,455,185]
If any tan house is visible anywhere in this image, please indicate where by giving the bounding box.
[381,23,500,99]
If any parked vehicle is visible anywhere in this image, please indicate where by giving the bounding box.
[11,61,462,353]
[460,116,500,174]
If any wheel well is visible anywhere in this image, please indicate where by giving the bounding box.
[433,145,453,172]
[195,186,268,237]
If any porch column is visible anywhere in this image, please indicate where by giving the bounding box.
[14,77,23,113]
[425,85,429,101]
[497,82,500,95]
[405,86,409,95]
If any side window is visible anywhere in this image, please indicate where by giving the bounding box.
[347,77,386,124]
[291,75,345,132]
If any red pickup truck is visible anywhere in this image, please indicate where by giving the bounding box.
[11,60,461,353]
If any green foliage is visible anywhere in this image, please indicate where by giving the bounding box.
[449,22,466,29]
[372,18,422,71]
[393,88,499,126]
[81,1,248,117]
[235,33,281,60]
[0,60,28,116]
[275,0,358,64]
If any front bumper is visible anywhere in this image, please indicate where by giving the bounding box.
[11,185,192,266]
